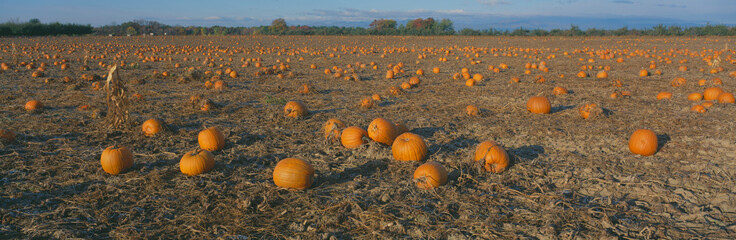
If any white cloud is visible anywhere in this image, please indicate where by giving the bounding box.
[203,16,222,20]
[477,0,510,6]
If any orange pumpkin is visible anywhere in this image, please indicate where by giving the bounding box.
[391,132,428,161]
[0,129,16,143]
[432,67,440,73]
[473,141,510,173]
[141,118,164,136]
[629,129,658,156]
[552,86,568,95]
[401,82,412,89]
[703,87,723,101]
[371,94,382,101]
[367,118,399,145]
[385,70,394,79]
[687,93,703,101]
[639,69,649,77]
[596,71,608,79]
[577,71,588,78]
[656,92,672,100]
[180,149,215,176]
[101,146,134,175]
[717,92,735,104]
[198,127,226,151]
[466,105,479,116]
[341,126,369,149]
[671,77,686,87]
[360,97,374,109]
[526,96,551,114]
[284,101,308,118]
[413,161,448,190]
[25,100,43,112]
[691,105,706,113]
[409,76,420,86]
[323,119,345,143]
[273,158,314,190]
[465,79,475,87]
[578,103,602,119]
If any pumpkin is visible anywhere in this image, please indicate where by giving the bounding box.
[409,76,420,86]
[577,71,588,78]
[401,82,412,89]
[473,141,510,173]
[198,127,226,151]
[273,158,314,190]
[367,118,399,145]
[395,121,409,134]
[510,77,520,83]
[360,97,374,109]
[229,71,238,78]
[416,69,424,75]
[552,87,568,95]
[687,93,703,101]
[596,71,608,79]
[678,65,688,71]
[284,101,308,118]
[639,69,649,77]
[432,67,440,73]
[180,149,215,176]
[472,73,483,81]
[25,100,43,112]
[323,119,345,143]
[141,118,164,136]
[0,129,16,143]
[465,79,475,87]
[466,105,479,116]
[391,132,428,161]
[213,80,226,90]
[101,146,134,175]
[526,96,551,114]
[628,129,658,156]
[341,126,369,149]
[671,77,686,87]
[656,92,673,100]
[413,161,448,190]
[371,94,382,101]
[691,105,706,113]
[385,70,394,79]
[703,87,723,101]
[578,103,602,119]
[702,101,714,108]
[718,92,735,103]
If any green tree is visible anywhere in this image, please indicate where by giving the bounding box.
[125,26,137,35]
[270,18,288,34]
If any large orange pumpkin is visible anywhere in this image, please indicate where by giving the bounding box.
[141,118,164,136]
[526,96,551,114]
[413,161,448,190]
[367,118,399,145]
[284,101,308,118]
[703,87,723,101]
[628,129,658,156]
[180,149,215,176]
[273,158,314,190]
[391,132,428,161]
[341,126,368,149]
[101,146,134,175]
[198,127,226,151]
[718,92,735,104]
[473,141,510,173]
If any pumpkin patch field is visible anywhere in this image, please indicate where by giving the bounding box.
[1,35,735,238]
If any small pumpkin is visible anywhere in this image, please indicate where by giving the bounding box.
[284,101,308,118]
[273,158,314,190]
[577,71,588,78]
[180,149,215,176]
[432,67,440,73]
[717,92,735,104]
[385,70,394,79]
[371,94,382,101]
[401,82,412,89]
[473,141,510,173]
[341,126,369,149]
[391,132,428,161]
[360,97,374,109]
[702,101,714,108]
[465,79,475,87]
[141,118,164,136]
[671,77,686,87]
[703,87,723,101]
[629,129,658,156]
[323,119,345,143]
[25,100,43,112]
[101,145,134,175]
[691,105,706,113]
[367,118,399,145]
[526,96,551,114]
[687,93,703,101]
[656,92,672,100]
[578,103,602,119]
[552,86,568,95]
[198,127,226,151]
[466,105,479,116]
[639,69,649,77]
[413,162,448,190]
[596,71,608,79]
[472,73,483,81]
[0,129,16,143]
[213,80,226,90]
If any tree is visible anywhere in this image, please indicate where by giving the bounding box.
[369,19,397,31]
[126,26,137,36]
[270,18,288,34]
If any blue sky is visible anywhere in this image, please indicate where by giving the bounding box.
[2,0,735,30]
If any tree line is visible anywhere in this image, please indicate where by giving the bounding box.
[0,19,93,36]
[2,18,735,37]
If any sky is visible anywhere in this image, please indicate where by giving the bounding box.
[2,0,735,30]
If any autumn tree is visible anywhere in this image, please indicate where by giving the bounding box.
[270,18,288,34]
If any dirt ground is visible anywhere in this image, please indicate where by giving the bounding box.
[1,35,735,239]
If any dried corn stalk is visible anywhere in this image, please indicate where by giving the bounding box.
[104,65,130,128]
